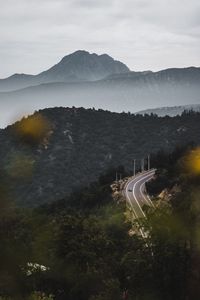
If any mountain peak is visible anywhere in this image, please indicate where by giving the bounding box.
[61,50,114,62]
[63,50,90,59]
[39,50,130,82]
[0,50,130,91]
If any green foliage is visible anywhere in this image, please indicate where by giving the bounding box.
[1,108,200,207]
[147,143,196,196]
[1,118,200,299]
[27,292,54,300]
[0,168,133,299]
[146,145,200,299]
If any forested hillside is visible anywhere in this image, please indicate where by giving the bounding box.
[145,145,200,299]
[1,148,200,300]
[1,108,200,207]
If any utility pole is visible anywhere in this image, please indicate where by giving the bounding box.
[116,171,118,182]
[148,154,150,170]
[120,173,122,181]
[133,159,136,177]
[141,158,144,172]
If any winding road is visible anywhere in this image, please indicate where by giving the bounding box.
[125,169,155,220]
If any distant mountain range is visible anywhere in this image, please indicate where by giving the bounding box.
[136,104,200,117]
[0,50,200,127]
[1,107,200,207]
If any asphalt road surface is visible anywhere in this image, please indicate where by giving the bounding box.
[125,169,155,220]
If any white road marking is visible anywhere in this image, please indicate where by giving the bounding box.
[125,186,146,238]
[132,172,155,217]
[125,170,155,238]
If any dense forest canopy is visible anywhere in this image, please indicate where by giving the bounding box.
[0,107,200,207]
[1,106,200,299]
[1,146,200,299]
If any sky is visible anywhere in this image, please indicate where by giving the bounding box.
[0,0,200,78]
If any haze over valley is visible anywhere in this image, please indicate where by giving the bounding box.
[0,50,200,128]
[1,0,200,298]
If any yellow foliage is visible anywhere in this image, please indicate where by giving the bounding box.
[15,114,51,144]
[184,147,200,175]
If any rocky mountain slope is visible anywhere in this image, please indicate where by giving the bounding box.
[0,50,129,92]
[1,66,200,128]
[1,107,200,207]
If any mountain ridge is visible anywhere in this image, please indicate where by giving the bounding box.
[0,50,130,92]
[136,104,200,117]
[1,106,200,207]
[0,65,200,128]
[0,50,200,128]
[1,50,199,93]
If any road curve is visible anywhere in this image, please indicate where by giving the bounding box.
[125,169,155,220]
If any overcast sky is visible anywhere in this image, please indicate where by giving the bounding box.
[0,0,200,78]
